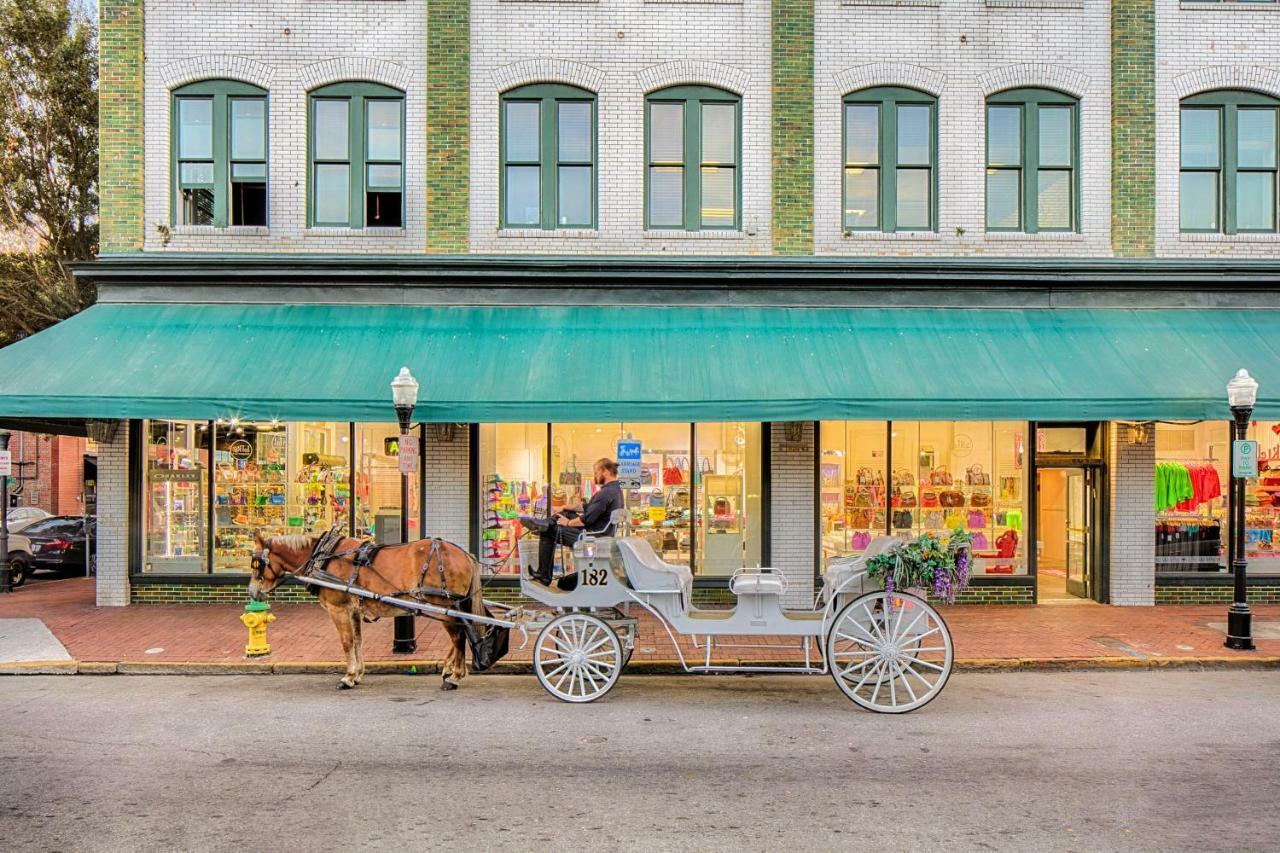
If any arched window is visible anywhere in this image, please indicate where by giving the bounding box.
[645,86,741,231]
[308,82,405,228]
[842,87,937,232]
[171,80,268,227]
[985,88,1079,233]
[1180,90,1279,234]
[500,84,597,230]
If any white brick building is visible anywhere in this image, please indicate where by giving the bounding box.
[4,0,1280,614]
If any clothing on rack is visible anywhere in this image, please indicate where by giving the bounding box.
[1155,520,1222,571]
[1155,462,1221,513]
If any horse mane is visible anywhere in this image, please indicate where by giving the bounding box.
[266,534,319,552]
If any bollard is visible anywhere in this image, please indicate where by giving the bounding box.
[240,599,276,657]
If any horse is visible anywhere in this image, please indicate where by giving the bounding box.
[247,530,486,691]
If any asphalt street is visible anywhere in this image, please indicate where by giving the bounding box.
[1,671,1278,852]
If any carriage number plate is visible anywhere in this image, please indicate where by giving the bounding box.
[582,567,609,587]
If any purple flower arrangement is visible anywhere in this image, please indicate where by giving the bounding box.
[865,529,974,605]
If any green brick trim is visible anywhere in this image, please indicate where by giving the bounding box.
[99,0,145,253]
[1111,0,1156,257]
[425,0,469,253]
[771,0,814,255]
[131,582,318,605]
[1155,582,1280,605]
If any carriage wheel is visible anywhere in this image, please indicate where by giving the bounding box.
[534,613,623,703]
[826,590,953,714]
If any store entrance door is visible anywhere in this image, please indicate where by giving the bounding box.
[1036,467,1097,601]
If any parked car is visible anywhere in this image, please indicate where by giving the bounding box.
[4,530,34,587]
[6,506,51,532]
[17,516,96,579]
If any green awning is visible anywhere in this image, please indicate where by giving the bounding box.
[0,303,1277,422]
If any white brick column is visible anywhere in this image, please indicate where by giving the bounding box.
[769,422,816,608]
[1108,422,1156,606]
[425,424,471,546]
[95,420,131,607]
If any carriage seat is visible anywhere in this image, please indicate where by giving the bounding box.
[821,535,901,603]
[616,538,693,606]
[729,569,787,597]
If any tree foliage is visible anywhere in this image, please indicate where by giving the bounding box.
[0,0,97,345]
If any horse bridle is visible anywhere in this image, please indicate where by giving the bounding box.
[251,547,287,586]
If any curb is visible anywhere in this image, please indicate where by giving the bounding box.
[2,655,1278,675]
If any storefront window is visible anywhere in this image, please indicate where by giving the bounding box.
[144,420,209,573]
[1244,421,1280,574]
[894,422,1027,576]
[694,422,762,575]
[478,423,548,573]
[212,420,289,571]
[553,423,694,567]
[819,422,888,565]
[354,423,420,544]
[1155,422,1228,573]
[291,422,351,536]
[821,421,1027,575]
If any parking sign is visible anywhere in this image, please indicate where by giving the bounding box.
[1233,439,1259,479]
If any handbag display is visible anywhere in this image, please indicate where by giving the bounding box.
[970,489,992,508]
[965,465,991,486]
[940,488,965,508]
[892,509,914,530]
[944,509,966,530]
[895,468,915,486]
[967,510,987,530]
[849,508,874,529]
[920,489,940,508]
[662,462,684,486]
[972,532,990,550]
[922,509,945,529]
[930,466,953,486]
[850,531,872,551]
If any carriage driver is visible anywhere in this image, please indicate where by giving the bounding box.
[532,458,624,588]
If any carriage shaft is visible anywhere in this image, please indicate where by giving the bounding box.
[283,574,516,630]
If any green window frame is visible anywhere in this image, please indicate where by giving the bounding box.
[985,88,1080,233]
[842,87,938,233]
[1180,90,1280,234]
[307,82,405,228]
[499,84,597,230]
[171,80,268,228]
[645,85,742,231]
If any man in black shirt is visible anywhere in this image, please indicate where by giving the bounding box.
[532,458,624,586]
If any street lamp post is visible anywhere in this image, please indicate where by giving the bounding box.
[391,367,420,655]
[0,430,10,594]
[1225,368,1259,651]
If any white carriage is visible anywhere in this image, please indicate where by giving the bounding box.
[518,514,954,713]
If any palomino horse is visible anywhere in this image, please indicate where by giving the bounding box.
[247,531,485,690]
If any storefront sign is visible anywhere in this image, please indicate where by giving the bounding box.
[150,468,201,483]
[617,439,642,489]
[228,439,254,460]
[0,450,10,477]
[1233,440,1259,478]
[398,434,419,475]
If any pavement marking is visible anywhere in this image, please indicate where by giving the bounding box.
[0,618,72,663]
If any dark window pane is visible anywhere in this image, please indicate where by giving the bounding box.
[230,99,265,161]
[844,104,879,165]
[987,106,1021,166]
[505,101,540,162]
[231,182,267,227]
[178,98,213,159]
[557,165,592,226]
[505,165,540,225]
[1179,171,1218,231]
[986,169,1020,229]
[844,166,878,228]
[648,165,683,226]
[897,105,930,166]
[557,102,592,163]
[181,188,214,226]
[366,191,402,227]
[1180,108,1220,169]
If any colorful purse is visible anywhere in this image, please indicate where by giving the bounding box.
[923,509,945,529]
[920,489,940,508]
[940,489,965,508]
[662,462,684,486]
[972,532,989,550]
[967,510,987,530]
[965,465,991,486]
[851,531,872,551]
[930,466,953,486]
[892,509,914,529]
[970,489,992,508]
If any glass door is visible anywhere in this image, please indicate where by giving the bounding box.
[1064,468,1094,599]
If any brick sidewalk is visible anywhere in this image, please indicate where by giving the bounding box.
[2,577,1278,668]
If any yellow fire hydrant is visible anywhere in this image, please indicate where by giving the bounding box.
[241,599,276,657]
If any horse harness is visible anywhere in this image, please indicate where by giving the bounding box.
[258,527,472,605]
